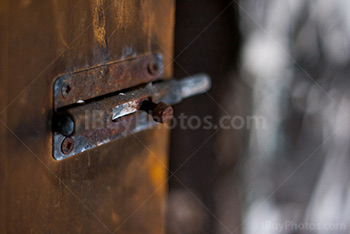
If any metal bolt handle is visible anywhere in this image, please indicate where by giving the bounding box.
[140,100,173,124]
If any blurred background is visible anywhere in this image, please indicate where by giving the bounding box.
[167,0,350,233]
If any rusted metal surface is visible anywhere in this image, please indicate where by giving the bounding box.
[61,137,75,155]
[78,74,211,125]
[54,54,163,109]
[53,74,211,160]
[141,101,174,124]
[0,0,175,233]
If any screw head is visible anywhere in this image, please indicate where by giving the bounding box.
[61,137,74,155]
[147,62,159,76]
[61,82,72,98]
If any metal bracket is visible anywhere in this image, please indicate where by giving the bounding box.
[53,54,163,110]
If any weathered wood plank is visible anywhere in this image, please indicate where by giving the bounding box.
[0,0,174,233]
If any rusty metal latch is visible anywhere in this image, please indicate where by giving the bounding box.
[53,54,211,160]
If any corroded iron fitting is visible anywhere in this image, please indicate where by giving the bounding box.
[141,100,173,124]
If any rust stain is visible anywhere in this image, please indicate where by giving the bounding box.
[92,0,107,48]
[108,0,132,42]
[147,127,169,195]
[149,157,166,188]
[140,1,155,50]
[52,0,68,47]
[111,211,120,223]
[20,0,32,7]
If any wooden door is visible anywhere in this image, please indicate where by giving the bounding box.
[0,1,174,233]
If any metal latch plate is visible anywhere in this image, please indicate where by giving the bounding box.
[53,54,163,110]
[52,54,211,160]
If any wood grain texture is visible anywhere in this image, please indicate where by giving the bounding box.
[0,0,174,233]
